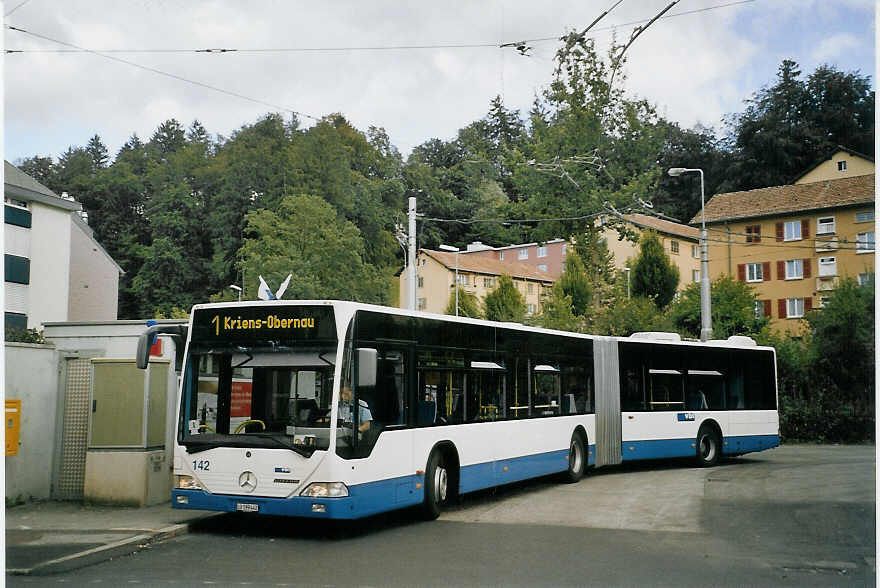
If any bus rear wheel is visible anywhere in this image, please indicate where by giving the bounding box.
[421,450,448,520]
[564,433,586,483]
[696,426,721,467]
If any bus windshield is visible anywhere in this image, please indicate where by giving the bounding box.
[180,344,337,456]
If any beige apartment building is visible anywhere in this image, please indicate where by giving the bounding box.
[399,249,554,316]
[601,213,702,291]
[694,152,874,333]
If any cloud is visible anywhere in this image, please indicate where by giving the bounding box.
[812,33,863,62]
[3,0,874,162]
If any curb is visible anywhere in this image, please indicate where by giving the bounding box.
[8,523,192,576]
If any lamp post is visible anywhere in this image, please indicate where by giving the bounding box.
[229,284,242,302]
[624,267,631,300]
[439,244,460,316]
[668,167,712,341]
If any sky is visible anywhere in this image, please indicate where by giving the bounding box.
[3,0,876,164]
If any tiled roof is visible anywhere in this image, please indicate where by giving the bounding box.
[422,249,554,282]
[623,213,700,240]
[690,174,875,224]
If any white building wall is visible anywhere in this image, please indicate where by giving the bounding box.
[68,221,119,321]
[5,343,60,501]
[27,202,72,328]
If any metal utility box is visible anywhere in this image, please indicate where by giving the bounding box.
[84,359,171,505]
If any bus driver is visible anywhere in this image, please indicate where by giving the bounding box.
[339,385,372,435]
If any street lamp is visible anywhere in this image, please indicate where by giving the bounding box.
[624,267,631,300]
[439,244,460,316]
[668,167,712,341]
[229,284,242,302]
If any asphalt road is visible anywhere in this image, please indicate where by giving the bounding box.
[8,444,876,587]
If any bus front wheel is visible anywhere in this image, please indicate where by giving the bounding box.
[564,433,586,483]
[421,450,448,520]
[696,426,721,467]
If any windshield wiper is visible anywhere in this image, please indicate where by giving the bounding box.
[247,432,313,457]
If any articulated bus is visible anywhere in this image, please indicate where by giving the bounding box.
[137,301,779,520]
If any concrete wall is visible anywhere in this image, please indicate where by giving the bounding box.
[67,220,119,321]
[5,342,59,501]
[28,202,72,328]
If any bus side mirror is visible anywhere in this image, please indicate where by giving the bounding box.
[136,324,189,370]
[356,348,378,387]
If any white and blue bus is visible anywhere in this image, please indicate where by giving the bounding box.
[137,300,779,520]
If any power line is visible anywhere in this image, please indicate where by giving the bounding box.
[5,25,321,121]
[4,0,32,17]
[6,0,756,55]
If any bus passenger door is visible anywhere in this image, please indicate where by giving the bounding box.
[372,342,414,503]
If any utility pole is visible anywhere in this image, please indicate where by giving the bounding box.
[408,197,417,311]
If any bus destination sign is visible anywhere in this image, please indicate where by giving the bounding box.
[192,305,336,342]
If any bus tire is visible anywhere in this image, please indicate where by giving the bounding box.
[696,425,721,467]
[564,432,586,483]
[421,450,448,520]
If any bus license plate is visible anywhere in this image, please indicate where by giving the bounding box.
[236,503,259,512]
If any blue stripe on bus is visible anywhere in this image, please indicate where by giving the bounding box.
[620,434,780,461]
[172,445,594,519]
[723,434,780,455]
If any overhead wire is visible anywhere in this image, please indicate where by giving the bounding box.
[5,0,756,55]
[5,25,322,121]
[4,0,32,17]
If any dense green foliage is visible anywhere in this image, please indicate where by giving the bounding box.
[668,275,768,338]
[630,231,679,308]
[483,275,526,322]
[445,286,482,319]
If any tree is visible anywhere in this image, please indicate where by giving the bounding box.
[238,193,387,303]
[805,278,874,412]
[16,156,56,188]
[86,134,109,169]
[630,231,679,308]
[723,60,875,191]
[557,248,592,315]
[483,275,526,322]
[445,287,481,318]
[592,296,670,337]
[667,275,767,339]
[534,282,581,332]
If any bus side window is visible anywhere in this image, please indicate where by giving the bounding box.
[561,361,590,414]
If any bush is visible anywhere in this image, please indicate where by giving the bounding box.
[5,328,46,344]
[779,395,875,444]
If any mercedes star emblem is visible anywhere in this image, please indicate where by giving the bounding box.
[238,471,257,493]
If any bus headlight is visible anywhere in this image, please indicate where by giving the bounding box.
[300,482,349,497]
[175,475,203,490]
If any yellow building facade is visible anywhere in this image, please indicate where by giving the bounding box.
[601,213,702,291]
[695,173,874,334]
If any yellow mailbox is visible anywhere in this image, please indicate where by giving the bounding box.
[6,399,21,456]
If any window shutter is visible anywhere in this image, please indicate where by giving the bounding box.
[762,261,771,279]
[803,258,811,278]
[737,264,746,281]
[804,297,813,312]
[778,299,787,319]
[776,222,784,241]
[763,300,772,318]
[754,225,761,243]
[801,219,810,238]
[777,260,785,280]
